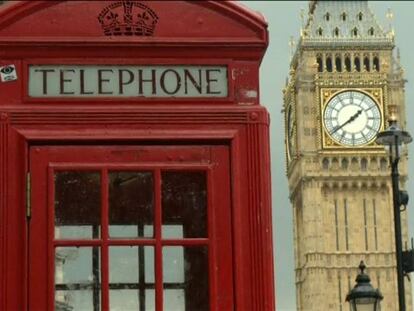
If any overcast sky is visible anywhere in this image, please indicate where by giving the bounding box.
[241,1,414,310]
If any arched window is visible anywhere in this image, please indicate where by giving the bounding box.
[334,27,340,37]
[341,12,347,21]
[368,27,375,36]
[361,158,368,171]
[341,158,349,170]
[335,56,342,72]
[332,158,339,169]
[351,157,359,170]
[316,56,323,72]
[364,56,370,71]
[370,157,377,169]
[345,56,351,72]
[325,12,330,21]
[322,158,329,170]
[317,27,323,36]
[326,56,333,72]
[354,57,361,72]
[373,56,380,71]
[358,12,363,21]
[380,158,388,171]
[352,27,358,37]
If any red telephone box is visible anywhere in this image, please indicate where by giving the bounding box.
[0,1,274,310]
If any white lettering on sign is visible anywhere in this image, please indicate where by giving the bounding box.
[28,65,228,98]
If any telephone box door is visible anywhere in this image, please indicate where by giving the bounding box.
[28,145,233,311]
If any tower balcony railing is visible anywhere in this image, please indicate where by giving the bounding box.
[301,37,394,48]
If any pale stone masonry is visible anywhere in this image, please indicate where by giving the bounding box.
[283,1,411,310]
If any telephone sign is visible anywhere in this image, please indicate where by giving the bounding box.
[29,65,228,98]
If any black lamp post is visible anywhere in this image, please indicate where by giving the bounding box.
[376,119,412,311]
[346,261,383,311]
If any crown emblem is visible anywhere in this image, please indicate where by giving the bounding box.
[98,1,158,36]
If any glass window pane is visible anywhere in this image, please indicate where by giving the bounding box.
[163,247,184,283]
[109,172,154,238]
[109,290,138,310]
[108,290,154,311]
[55,247,101,310]
[145,290,155,310]
[162,171,207,238]
[164,290,185,310]
[55,172,101,239]
[163,246,209,311]
[109,246,155,310]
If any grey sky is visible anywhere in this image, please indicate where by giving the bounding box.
[241,1,414,310]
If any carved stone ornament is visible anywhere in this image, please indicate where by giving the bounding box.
[98,1,158,36]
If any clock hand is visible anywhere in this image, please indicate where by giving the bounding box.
[330,109,363,134]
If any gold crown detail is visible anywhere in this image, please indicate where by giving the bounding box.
[98,1,158,36]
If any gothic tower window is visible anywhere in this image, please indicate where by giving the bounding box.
[358,12,363,21]
[370,157,378,170]
[316,56,323,72]
[373,56,380,71]
[377,274,381,290]
[322,158,329,170]
[326,56,333,72]
[334,27,340,37]
[337,274,343,307]
[368,27,375,36]
[341,158,348,170]
[363,199,368,250]
[351,157,359,170]
[325,12,330,21]
[341,12,347,21]
[335,56,342,72]
[344,56,351,72]
[317,27,323,36]
[334,199,339,250]
[361,158,368,171]
[354,56,361,72]
[344,198,349,250]
[352,27,358,37]
[363,56,370,71]
[373,199,379,250]
[332,157,339,169]
[380,158,387,171]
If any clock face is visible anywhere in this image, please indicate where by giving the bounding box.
[323,90,382,146]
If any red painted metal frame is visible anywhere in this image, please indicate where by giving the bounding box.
[29,146,233,311]
[0,1,275,310]
[4,119,274,310]
[154,168,163,311]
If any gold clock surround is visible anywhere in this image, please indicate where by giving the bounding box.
[320,88,385,150]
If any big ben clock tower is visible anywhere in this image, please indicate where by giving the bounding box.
[283,1,412,310]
